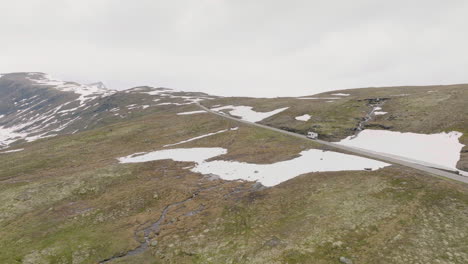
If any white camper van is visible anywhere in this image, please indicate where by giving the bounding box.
[307,131,318,139]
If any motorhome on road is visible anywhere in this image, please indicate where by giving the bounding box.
[307,131,318,139]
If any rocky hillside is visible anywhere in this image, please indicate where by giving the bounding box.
[0,73,215,150]
[1,73,467,264]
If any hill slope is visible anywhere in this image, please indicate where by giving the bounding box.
[202,84,468,172]
[1,73,467,264]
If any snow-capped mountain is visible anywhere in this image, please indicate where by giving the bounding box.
[26,73,115,105]
[87,81,107,90]
[0,73,114,149]
[0,72,214,149]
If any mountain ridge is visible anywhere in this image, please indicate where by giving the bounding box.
[0,72,215,149]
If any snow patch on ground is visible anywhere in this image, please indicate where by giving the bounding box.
[338,130,465,173]
[0,148,24,154]
[119,148,227,164]
[177,110,207,115]
[374,111,387,115]
[295,114,311,121]
[163,127,238,147]
[331,93,350,96]
[211,105,288,123]
[118,148,390,187]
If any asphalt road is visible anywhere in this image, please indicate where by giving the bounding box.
[197,103,468,184]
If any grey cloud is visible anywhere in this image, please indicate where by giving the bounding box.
[1,0,467,97]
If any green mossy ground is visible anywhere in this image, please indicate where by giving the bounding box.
[1,85,467,263]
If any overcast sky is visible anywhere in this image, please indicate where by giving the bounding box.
[1,0,467,97]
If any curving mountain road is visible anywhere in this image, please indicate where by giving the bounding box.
[196,103,468,184]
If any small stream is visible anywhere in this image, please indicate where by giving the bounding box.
[99,182,227,263]
[352,98,388,138]
[99,198,192,263]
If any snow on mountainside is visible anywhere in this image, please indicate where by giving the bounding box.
[0,73,114,149]
[26,73,115,105]
[0,73,216,150]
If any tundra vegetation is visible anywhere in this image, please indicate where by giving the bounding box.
[1,74,467,263]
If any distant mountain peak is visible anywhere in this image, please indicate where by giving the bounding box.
[86,81,107,90]
[25,73,113,95]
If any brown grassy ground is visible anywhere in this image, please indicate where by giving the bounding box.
[203,84,468,171]
[1,104,467,264]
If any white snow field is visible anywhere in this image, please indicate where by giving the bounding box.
[295,114,311,121]
[163,127,238,147]
[338,130,466,173]
[177,110,207,115]
[331,93,350,96]
[118,148,390,187]
[0,148,24,154]
[374,111,387,115]
[119,148,227,164]
[211,105,288,123]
